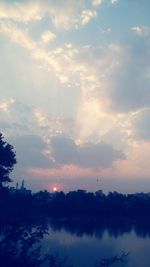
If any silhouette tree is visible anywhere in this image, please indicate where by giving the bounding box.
[0,133,17,187]
[0,223,74,267]
[94,251,129,267]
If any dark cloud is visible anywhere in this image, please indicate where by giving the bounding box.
[77,142,125,168]
[133,109,150,141]
[10,134,51,168]
[51,135,77,165]
[51,135,125,168]
[109,37,150,112]
[8,134,125,171]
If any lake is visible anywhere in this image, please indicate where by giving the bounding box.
[40,219,150,267]
[1,219,150,267]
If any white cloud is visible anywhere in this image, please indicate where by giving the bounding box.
[0,22,35,50]
[81,10,97,25]
[91,0,103,7]
[111,0,118,4]
[0,102,8,112]
[1,8,150,149]
[0,0,97,30]
[2,19,149,145]
[34,110,75,137]
[46,0,85,30]
[41,31,56,44]
[131,26,150,37]
[0,22,65,82]
[0,1,43,22]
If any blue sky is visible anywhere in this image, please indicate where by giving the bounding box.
[0,0,150,192]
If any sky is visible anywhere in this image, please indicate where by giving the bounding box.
[0,0,150,193]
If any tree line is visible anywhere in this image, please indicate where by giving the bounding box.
[2,187,150,222]
[0,132,150,223]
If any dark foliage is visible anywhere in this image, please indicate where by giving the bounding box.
[0,133,17,187]
[94,252,129,267]
[1,187,150,225]
[0,133,150,225]
[0,221,129,267]
[0,223,73,267]
[32,189,150,224]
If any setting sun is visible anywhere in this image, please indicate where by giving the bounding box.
[53,187,57,192]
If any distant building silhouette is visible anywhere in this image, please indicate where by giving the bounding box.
[10,180,31,195]
[16,182,18,190]
[20,180,25,190]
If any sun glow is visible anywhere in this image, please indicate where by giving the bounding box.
[53,187,57,192]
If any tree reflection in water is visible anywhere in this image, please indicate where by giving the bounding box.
[0,222,73,267]
[50,218,150,239]
[0,220,132,267]
[94,252,129,267]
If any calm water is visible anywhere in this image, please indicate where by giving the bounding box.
[41,220,150,267]
[1,219,150,267]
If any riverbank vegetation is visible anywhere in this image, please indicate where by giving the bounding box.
[0,133,147,266]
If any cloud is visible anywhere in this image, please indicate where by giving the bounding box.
[131,26,150,37]
[8,133,125,179]
[0,1,43,22]
[91,0,103,6]
[34,110,75,137]
[1,18,150,145]
[0,100,39,137]
[0,22,117,143]
[10,134,51,168]
[0,99,14,111]
[0,22,80,85]
[50,134,125,168]
[41,31,56,44]
[77,141,125,168]
[107,38,150,112]
[0,22,62,83]
[81,10,97,25]
[133,109,150,141]
[1,2,150,146]
[0,0,97,30]
[51,135,77,165]
[111,0,118,4]
[0,22,35,50]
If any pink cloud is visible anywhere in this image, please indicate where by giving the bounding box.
[25,164,100,179]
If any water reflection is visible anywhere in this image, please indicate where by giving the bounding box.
[0,219,150,267]
[0,221,73,267]
[0,222,47,267]
[50,218,150,239]
[47,219,150,267]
